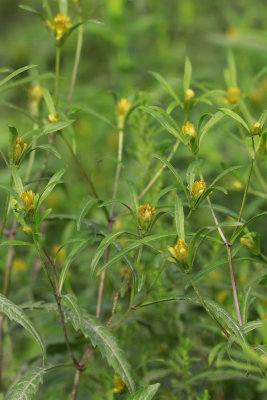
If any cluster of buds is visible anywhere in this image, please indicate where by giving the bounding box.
[117,98,131,129]
[138,203,155,230]
[14,137,27,165]
[184,88,195,106]
[191,179,206,200]
[182,121,196,138]
[250,122,261,136]
[28,85,43,116]
[112,375,126,393]
[168,239,189,271]
[21,190,36,212]
[48,113,61,123]
[47,13,72,43]
[225,87,240,105]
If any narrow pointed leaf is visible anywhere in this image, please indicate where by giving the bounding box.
[0,294,46,363]
[5,368,46,400]
[76,196,98,231]
[150,71,183,106]
[218,108,249,132]
[61,293,82,330]
[127,383,160,400]
[0,64,36,88]
[10,165,23,196]
[174,195,184,239]
[36,168,65,210]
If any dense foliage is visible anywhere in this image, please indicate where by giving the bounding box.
[1,1,267,399]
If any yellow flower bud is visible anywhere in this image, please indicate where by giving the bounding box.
[13,258,28,273]
[138,203,155,227]
[48,113,61,123]
[184,88,195,105]
[240,237,255,250]
[225,87,240,105]
[112,375,126,393]
[168,239,189,266]
[48,13,72,42]
[117,98,131,129]
[21,190,36,212]
[182,121,196,137]
[191,180,206,199]
[23,226,33,238]
[251,122,261,136]
[14,136,27,165]
[28,85,43,103]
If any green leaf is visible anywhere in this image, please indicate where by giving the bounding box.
[141,295,246,343]
[141,106,184,142]
[23,120,75,140]
[0,294,46,363]
[218,108,249,132]
[42,87,56,114]
[227,51,237,88]
[245,137,256,159]
[5,368,45,400]
[209,165,243,188]
[36,168,66,211]
[150,71,183,107]
[97,232,177,275]
[127,383,160,400]
[59,238,91,294]
[0,72,54,94]
[186,159,203,189]
[31,144,61,159]
[174,195,184,239]
[231,211,267,243]
[127,181,139,216]
[258,110,267,127]
[82,106,116,128]
[91,231,126,278]
[1,240,34,247]
[199,111,225,146]
[76,196,98,231]
[78,311,136,393]
[0,64,36,88]
[8,125,18,165]
[61,293,81,330]
[153,154,187,196]
[184,57,192,93]
[10,165,23,196]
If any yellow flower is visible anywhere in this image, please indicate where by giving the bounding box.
[21,190,36,211]
[112,375,126,393]
[191,180,206,199]
[48,113,61,123]
[168,239,189,265]
[182,121,196,137]
[117,98,131,129]
[13,258,28,272]
[48,13,72,42]
[14,136,27,165]
[184,88,195,105]
[226,87,240,105]
[250,122,261,136]
[138,203,155,227]
[28,85,43,103]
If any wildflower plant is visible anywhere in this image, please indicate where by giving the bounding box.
[1,2,267,400]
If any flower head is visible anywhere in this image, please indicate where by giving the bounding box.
[138,203,155,228]
[48,13,72,42]
[48,113,61,123]
[117,98,131,129]
[112,375,126,393]
[21,190,36,212]
[184,88,195,105]
[251,122,261,136]
[14,136,27,165]
[226,87,240,105]
[168,239,189,267]
[182,121,196,137]
[191,180,206,199]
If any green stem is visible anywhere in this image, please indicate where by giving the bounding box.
[187,273,229,337]
[54,47,61,106]
[231,158,254,239]
[254,160,267,192]
[0,176,13,241]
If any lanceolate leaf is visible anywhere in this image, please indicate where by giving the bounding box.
[0,294,46,363]
[61,293,82,330]
[76,196,98,231]
[150,71,183,107]
[218,108,249,132]
[127,383,160,400]
[141,295,246,343]
[36,168,66,211]
[174,195,185,239]
[0,65,36,88]
[199,111,225,146]
[5,368,45,400]
[79,312,136,393]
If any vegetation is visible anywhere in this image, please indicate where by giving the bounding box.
[1,0,267,399]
